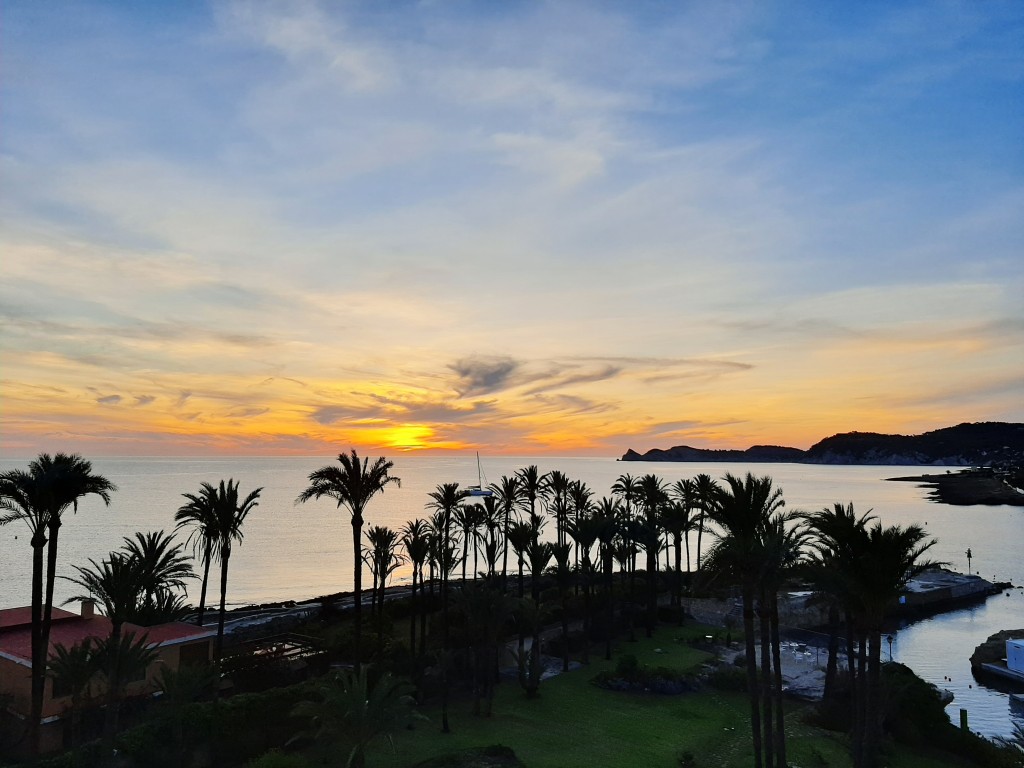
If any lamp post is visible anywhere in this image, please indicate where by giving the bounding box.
[886,634,894,661]
[965,548,973,575]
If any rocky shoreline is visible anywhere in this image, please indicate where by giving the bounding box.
[886,469,1024,507]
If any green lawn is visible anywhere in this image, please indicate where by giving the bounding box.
[348,625,961,768]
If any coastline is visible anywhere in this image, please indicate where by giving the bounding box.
[886,468,1024,507]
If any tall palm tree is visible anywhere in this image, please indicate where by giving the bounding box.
[491,474,522,588]
[691,473,719,571]
[638,474,667,637]
[800,503,877,704]
[363,525,403,620]
[426,482,469,733]
[659,500,692,612]
[401,519,430,656]
[515,465,546,533]
[175,483,221,626]
[297,451,399,674]
[0,467,50,754]
[592,497,620,660]
[851,522,938,768]
[611,473,640,522]
[0,454,115,756]
[205,479,262,665]
[705,472,785,768]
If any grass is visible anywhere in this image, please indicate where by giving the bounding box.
[350,623,978,768]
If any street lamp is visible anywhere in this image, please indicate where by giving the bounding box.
[886,634,894,661]
[965,548,973,575]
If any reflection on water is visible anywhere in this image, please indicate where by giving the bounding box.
[893,588,1024,740]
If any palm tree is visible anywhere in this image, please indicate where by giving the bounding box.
[515,465,546,532]
[47,639,100,751]
[401,519,430,656]
[297,451,399,674]
[507,520,534,601]
[0,467,50,754]
[659,500,693,613]
[850,522,938,768]
[566,511,603,662]
[363,525,403,627]
[705,472,785,768]
[491,474,522,588]
[206,479,262,665]
[637,474,667,637]
[175,483,222,626]
[801,503,877,704]
[120,530,194,615]
[63,552,146,747]
[0,454,115,756]
[592,497,620,660]
[92,630,159,746]
[691,473,719,571]
[291,668,420,768]
[426,482,470,733]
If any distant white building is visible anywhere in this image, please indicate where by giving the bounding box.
[1008,639,1024,674]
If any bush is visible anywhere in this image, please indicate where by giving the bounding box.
[705,665,748,692]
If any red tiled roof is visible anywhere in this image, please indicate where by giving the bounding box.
[0,606,80,630]
[0,607,214,666]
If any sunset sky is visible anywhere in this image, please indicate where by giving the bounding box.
[2,1,1022,458]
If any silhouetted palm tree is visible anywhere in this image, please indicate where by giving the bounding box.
[93,630,159,747]
[175,483,222,626]
[401,519,430,656]
[851,522,938,768]
[705,472,785,768]
[297,451,399,674]
[691,473,719,571]
[63,552,146,747]
[491,474,522,588]
[47,639,100,751]
[120,530,194,614]
[800,503,877,704]
[426,482,469,733]
[515,465,546,532]
[206,480,262,665]
[0,454,114,756]
[292,669,420,768]
[638,474,667,637]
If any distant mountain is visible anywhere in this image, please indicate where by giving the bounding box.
[621,422,1024,466]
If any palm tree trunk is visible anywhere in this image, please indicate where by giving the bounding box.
[759,596,774,768]
[197,543,212,626]
[409,568,418,654]
[215,553,230,666]
[742,583,763,768]
[695,510,706,571]
[352,516,363,675]
[28,532,46,756]
[419,564,428,659]
[864,629,884,768]
[604,548,614,661]
[770,592,786,768]
[102,622,123,753]
[823,602,840,702]
[501,507,510,591]
[673,534,682,611]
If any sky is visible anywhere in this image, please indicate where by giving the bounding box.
[1,0,1022,458]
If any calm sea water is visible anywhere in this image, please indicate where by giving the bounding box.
[1,455,1021,738]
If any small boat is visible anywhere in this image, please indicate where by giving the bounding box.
[467,452,493,497]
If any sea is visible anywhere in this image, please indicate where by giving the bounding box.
[1,455,1021,740]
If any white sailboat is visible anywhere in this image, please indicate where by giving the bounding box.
[467,452,493,497]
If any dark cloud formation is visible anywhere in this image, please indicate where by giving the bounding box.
[134,395,156,406]
[96,394,122,405]
[175,391,193,407]
[448,355,520,396]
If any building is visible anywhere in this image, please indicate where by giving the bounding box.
[1008,639,1024,675]
[0,600,214,754]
